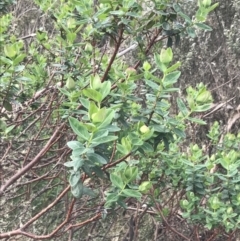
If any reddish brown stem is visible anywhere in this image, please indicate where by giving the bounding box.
[101,26,124,82]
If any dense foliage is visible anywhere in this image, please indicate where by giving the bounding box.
[1,0,239,240]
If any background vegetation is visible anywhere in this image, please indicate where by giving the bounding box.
[0,0,239,240]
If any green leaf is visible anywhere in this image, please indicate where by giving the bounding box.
[0,119,7,131]
[87,153,108,165]
[89,101,99,119]
[3,100,12,111]
[187,117,206,125]
[92,108,107,123]
[4,44,17,58]
[124,166,138,182]
[206,3,219,13]
[140,128,154,141]
[83,89,103,103]
[82,163,93,177]
[98,109,115,128]
[66,32,76,43]
[67,141,84,150]
[14,65,25,72]
[58,87,70,96]
[205,223,213,230]
[91,166,105,178]
[82,186,97,197]
[13,54,26,65]
[122,189,142,199]
[177,98,189,116]
[66,77,75,90]
[69,172,80,187]
[67,141,87,156]
[99,81,111,99]
[209,196,221,210]
[187,27,196,38]
[105,125,120,132]
[165,61,181,74]
[0,56,13,65]
[154,53,167,72]
[72,147,89,156]
[140,142,154,153]
[196,89,212,104]
[162,22,170,30]
[187,96,195,110]
[173,128,186,138]
[195,23,212,31]
[160,48,173,64]
[173,3,182,12]
[175,34,181,46]
[145,80,159,90]
[64,158,84,171]
[163,71,181,87]
[110,10,125,16]
[181,159,194,167]
[92,135,118,144]
[71,180,83,198]
[105,193,119,207]
[93,129,109,139]
[121,137,132,152]
[178,12,192,23]
[193,104,212,112]
[116,144,129,155]
[36,31,47,41]
[16,76,32,81]
[67,18,76,29]
[143,61,151,71]
[152,125,167,133]
[5,125,15,134]
[69,117,90,140]
[139,181,152,194]
[117,200,128,209]
[80,98,89,109]
[90,74,102,89]
[110,173,124,189]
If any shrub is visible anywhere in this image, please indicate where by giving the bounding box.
[2,1,240,241]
